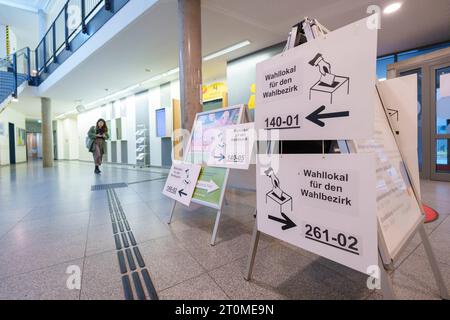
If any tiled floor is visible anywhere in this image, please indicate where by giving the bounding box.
[0,160,449,300]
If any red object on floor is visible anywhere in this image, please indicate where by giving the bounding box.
[423,204,439,223]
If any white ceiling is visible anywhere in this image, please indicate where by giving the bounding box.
[10,0,450,118]
[0,0,51,12]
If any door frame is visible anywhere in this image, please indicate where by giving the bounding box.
[8,122,16,164]
[430,60,450,181]
[388,47,450,181]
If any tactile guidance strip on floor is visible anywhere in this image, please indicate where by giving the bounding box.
[92,182,128,191]
[106,188,158,300]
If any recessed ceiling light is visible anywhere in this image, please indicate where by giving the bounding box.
[203,40,251,61]
[384,2,402,14]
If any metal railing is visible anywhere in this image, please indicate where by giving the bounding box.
[35,0,108,74]
[0,48,31,99]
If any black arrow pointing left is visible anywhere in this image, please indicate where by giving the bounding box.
[268,212,297,230]
[178,189,188,197]
[306,105,349,127]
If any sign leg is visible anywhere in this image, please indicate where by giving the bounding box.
[167,200,177,224]
[245,220,260,281]
[210,206,224,246]
[418,224,450,299]
[379,253,395,300]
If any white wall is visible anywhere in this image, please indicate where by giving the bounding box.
[0,107,27,165]
[56,116,79,160]
[148,87,162,166]
[125,96,136,165]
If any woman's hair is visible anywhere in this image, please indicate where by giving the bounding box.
[96,119,108,133]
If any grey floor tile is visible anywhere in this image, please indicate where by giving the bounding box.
[159,273,229,300]
[138,236,205,291]
[0,258,83,300]
[80,250,124,300]
[85,222,116,257]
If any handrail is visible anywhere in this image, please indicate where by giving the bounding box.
[35,0,107,74]
[0,47,31,99]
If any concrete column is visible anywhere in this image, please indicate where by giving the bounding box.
[178,0,202,132]
[41,97,54,167]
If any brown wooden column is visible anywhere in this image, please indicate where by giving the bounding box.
[178,0,202,132]
[41,97,54,168]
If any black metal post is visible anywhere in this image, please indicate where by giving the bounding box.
[13,53,18,98]
[26,47,31,80]
[105,0,112,11]
[81,0,87,33]
[52,24,57,63]
[43,38,47,73]
[64,3,70,50]
[35,48,39,76]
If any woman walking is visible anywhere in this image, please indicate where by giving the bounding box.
[88,119,109,174]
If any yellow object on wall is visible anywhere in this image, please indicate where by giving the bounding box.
[5,25,10,56]
[202,82,227,102]
[248,83,256,109]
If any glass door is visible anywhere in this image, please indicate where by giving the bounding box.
[399,68,425,177]
[431,63,450,181]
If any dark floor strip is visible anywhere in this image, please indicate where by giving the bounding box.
[121,275,134,300]
[126,248,137,271]
[131,272,146,300]
[127,176,168,185]
[121,233,130,248]
[117,251,127,274]
[124,220,131,231]
[110,212,116,223]
[128,231,137,246]
[112,222,118,234]
[133,247,145,268]
[141,269,159,300]
[118,220,124,232]
[114,234,122,250]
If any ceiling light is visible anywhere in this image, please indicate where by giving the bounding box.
[383,2,402,14]
[203,40,251,61]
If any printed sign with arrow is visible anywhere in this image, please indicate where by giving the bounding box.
[306,105,350,127]
[163,163,201,206]
[196,180,220,193]
[268,212,297,230]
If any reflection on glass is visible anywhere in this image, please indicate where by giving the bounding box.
[400,69,422,171]
[436,139,449,173]
[436,67,450,135]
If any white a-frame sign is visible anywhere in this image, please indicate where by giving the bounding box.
[246,16,449,300]
[167,105,246,246]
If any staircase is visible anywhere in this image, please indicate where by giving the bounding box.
[0,48,31,110]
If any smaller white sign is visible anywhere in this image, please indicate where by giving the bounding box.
[207,123,256,170]
[163,162,201,206]
[440,73,450,98]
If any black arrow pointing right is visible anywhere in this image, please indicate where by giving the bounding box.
[306,105,350,127]
[214,154,225,161]
[268,212,297,230]
[178,189,188,197]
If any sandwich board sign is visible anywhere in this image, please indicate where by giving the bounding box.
[168,105,245,246]
[183,105,244,208]
[376,75,421,199]
[163,162,201,207]
[207,122,256,170]
[256,154,377,274]
[355,89,423,259]
[255,17,377,140]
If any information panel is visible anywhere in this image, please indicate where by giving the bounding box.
[255,17,377,140]
[355,91,423,259]
[256,154,377,274]
[184,105,244,208]
[163,162,201,207]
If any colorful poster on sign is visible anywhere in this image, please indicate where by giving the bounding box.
[192,167,228,208]
[184,105,244,164]
[184,105,244,208]
[255,17,377,140]
[256,154,377,274]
